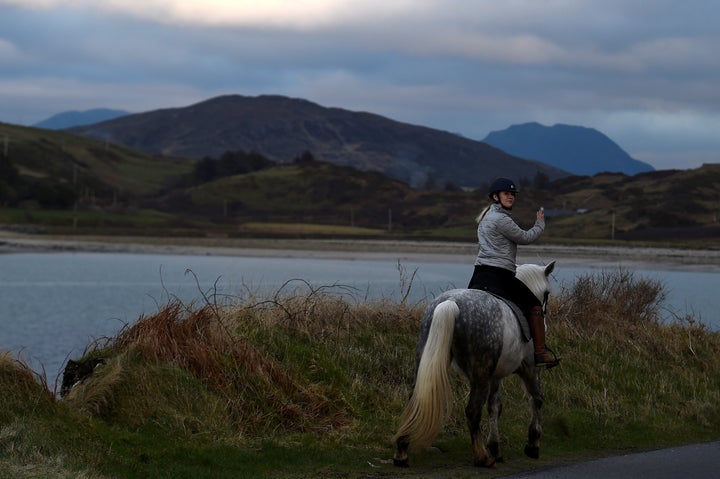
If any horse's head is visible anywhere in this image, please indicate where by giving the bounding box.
[516,261,556,305]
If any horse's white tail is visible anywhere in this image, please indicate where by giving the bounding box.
[393,299,458,449]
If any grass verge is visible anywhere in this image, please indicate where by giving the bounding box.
[1,270,719,478]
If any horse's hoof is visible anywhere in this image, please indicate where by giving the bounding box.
[486,442,504,463]
[474,456,496,468]
[524,444,540,459]
[393,458,409,468]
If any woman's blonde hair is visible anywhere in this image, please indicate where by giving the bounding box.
[475,205,491,224]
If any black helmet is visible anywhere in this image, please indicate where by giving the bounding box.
[488,177,518,200]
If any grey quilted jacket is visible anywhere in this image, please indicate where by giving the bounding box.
[473,204,545,273]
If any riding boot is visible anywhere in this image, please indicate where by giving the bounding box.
[528,306,561,368]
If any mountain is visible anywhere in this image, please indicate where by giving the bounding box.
[482,122,654,176]
[34,108,130,130]
[67,95,568,189]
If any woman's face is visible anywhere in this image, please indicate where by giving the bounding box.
[497,190,516,209]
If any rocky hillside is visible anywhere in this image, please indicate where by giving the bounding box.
[68,95,568,190]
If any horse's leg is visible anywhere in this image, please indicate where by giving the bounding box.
[393,377,415,467]
[519,365,544,459]
[393,435,410,467]
[467,382,495,467]
[486,379,504,463]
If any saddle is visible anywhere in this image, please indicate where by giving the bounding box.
[485,291,531,342]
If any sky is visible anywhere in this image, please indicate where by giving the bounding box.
[1,1,719,171]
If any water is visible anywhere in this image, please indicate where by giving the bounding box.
[1,251,718,387]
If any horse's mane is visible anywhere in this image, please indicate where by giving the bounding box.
[515,263,550,302]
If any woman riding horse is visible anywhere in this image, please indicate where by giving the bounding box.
[467,177,560,367]
[393,262,557,467]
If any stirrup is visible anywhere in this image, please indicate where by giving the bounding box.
[535,347,562,369]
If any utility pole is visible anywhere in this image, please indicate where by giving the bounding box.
[73,164,78,230]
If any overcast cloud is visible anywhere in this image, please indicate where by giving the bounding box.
[1,0,718,170]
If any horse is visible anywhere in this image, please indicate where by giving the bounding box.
[392,261,556,468]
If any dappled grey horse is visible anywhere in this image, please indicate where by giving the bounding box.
[393,261,555,467]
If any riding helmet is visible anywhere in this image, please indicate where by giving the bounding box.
[488,177,518,200]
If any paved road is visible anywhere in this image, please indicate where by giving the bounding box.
[502,442,720,479]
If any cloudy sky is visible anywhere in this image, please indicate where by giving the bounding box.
[1,0,718,170]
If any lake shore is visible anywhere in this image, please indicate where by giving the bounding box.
[2,231,720,271]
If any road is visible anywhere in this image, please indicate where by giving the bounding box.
[502,442,720,479]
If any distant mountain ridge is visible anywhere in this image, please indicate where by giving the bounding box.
[67,95,568,189]
[482,122,654,176]
[34,108,130,130]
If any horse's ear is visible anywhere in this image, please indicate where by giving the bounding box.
[544,260,556,276]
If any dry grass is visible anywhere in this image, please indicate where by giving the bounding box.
[56,268,720,449]
[56,278,427,445]
[551,268,667,338]
[89,300,354,435]
[0,353,55,415]
[0,355,109,479]
[544,269,720,433]
[3,268,719,478]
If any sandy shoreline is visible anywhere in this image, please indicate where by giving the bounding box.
[2,231,720,271]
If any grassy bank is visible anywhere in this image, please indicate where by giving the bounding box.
[1,270,719,478]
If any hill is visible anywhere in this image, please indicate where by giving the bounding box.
[483,122,654,176]
[67,95,568,189]
[2,121,719,244]
[34,108,130,130]
[0,121,478,234]
[154,157,482,232]
[144,159,720,242]
[0,121,195,207]
[539,165,720,242]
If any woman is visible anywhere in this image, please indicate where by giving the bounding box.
[468,177,560,367]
